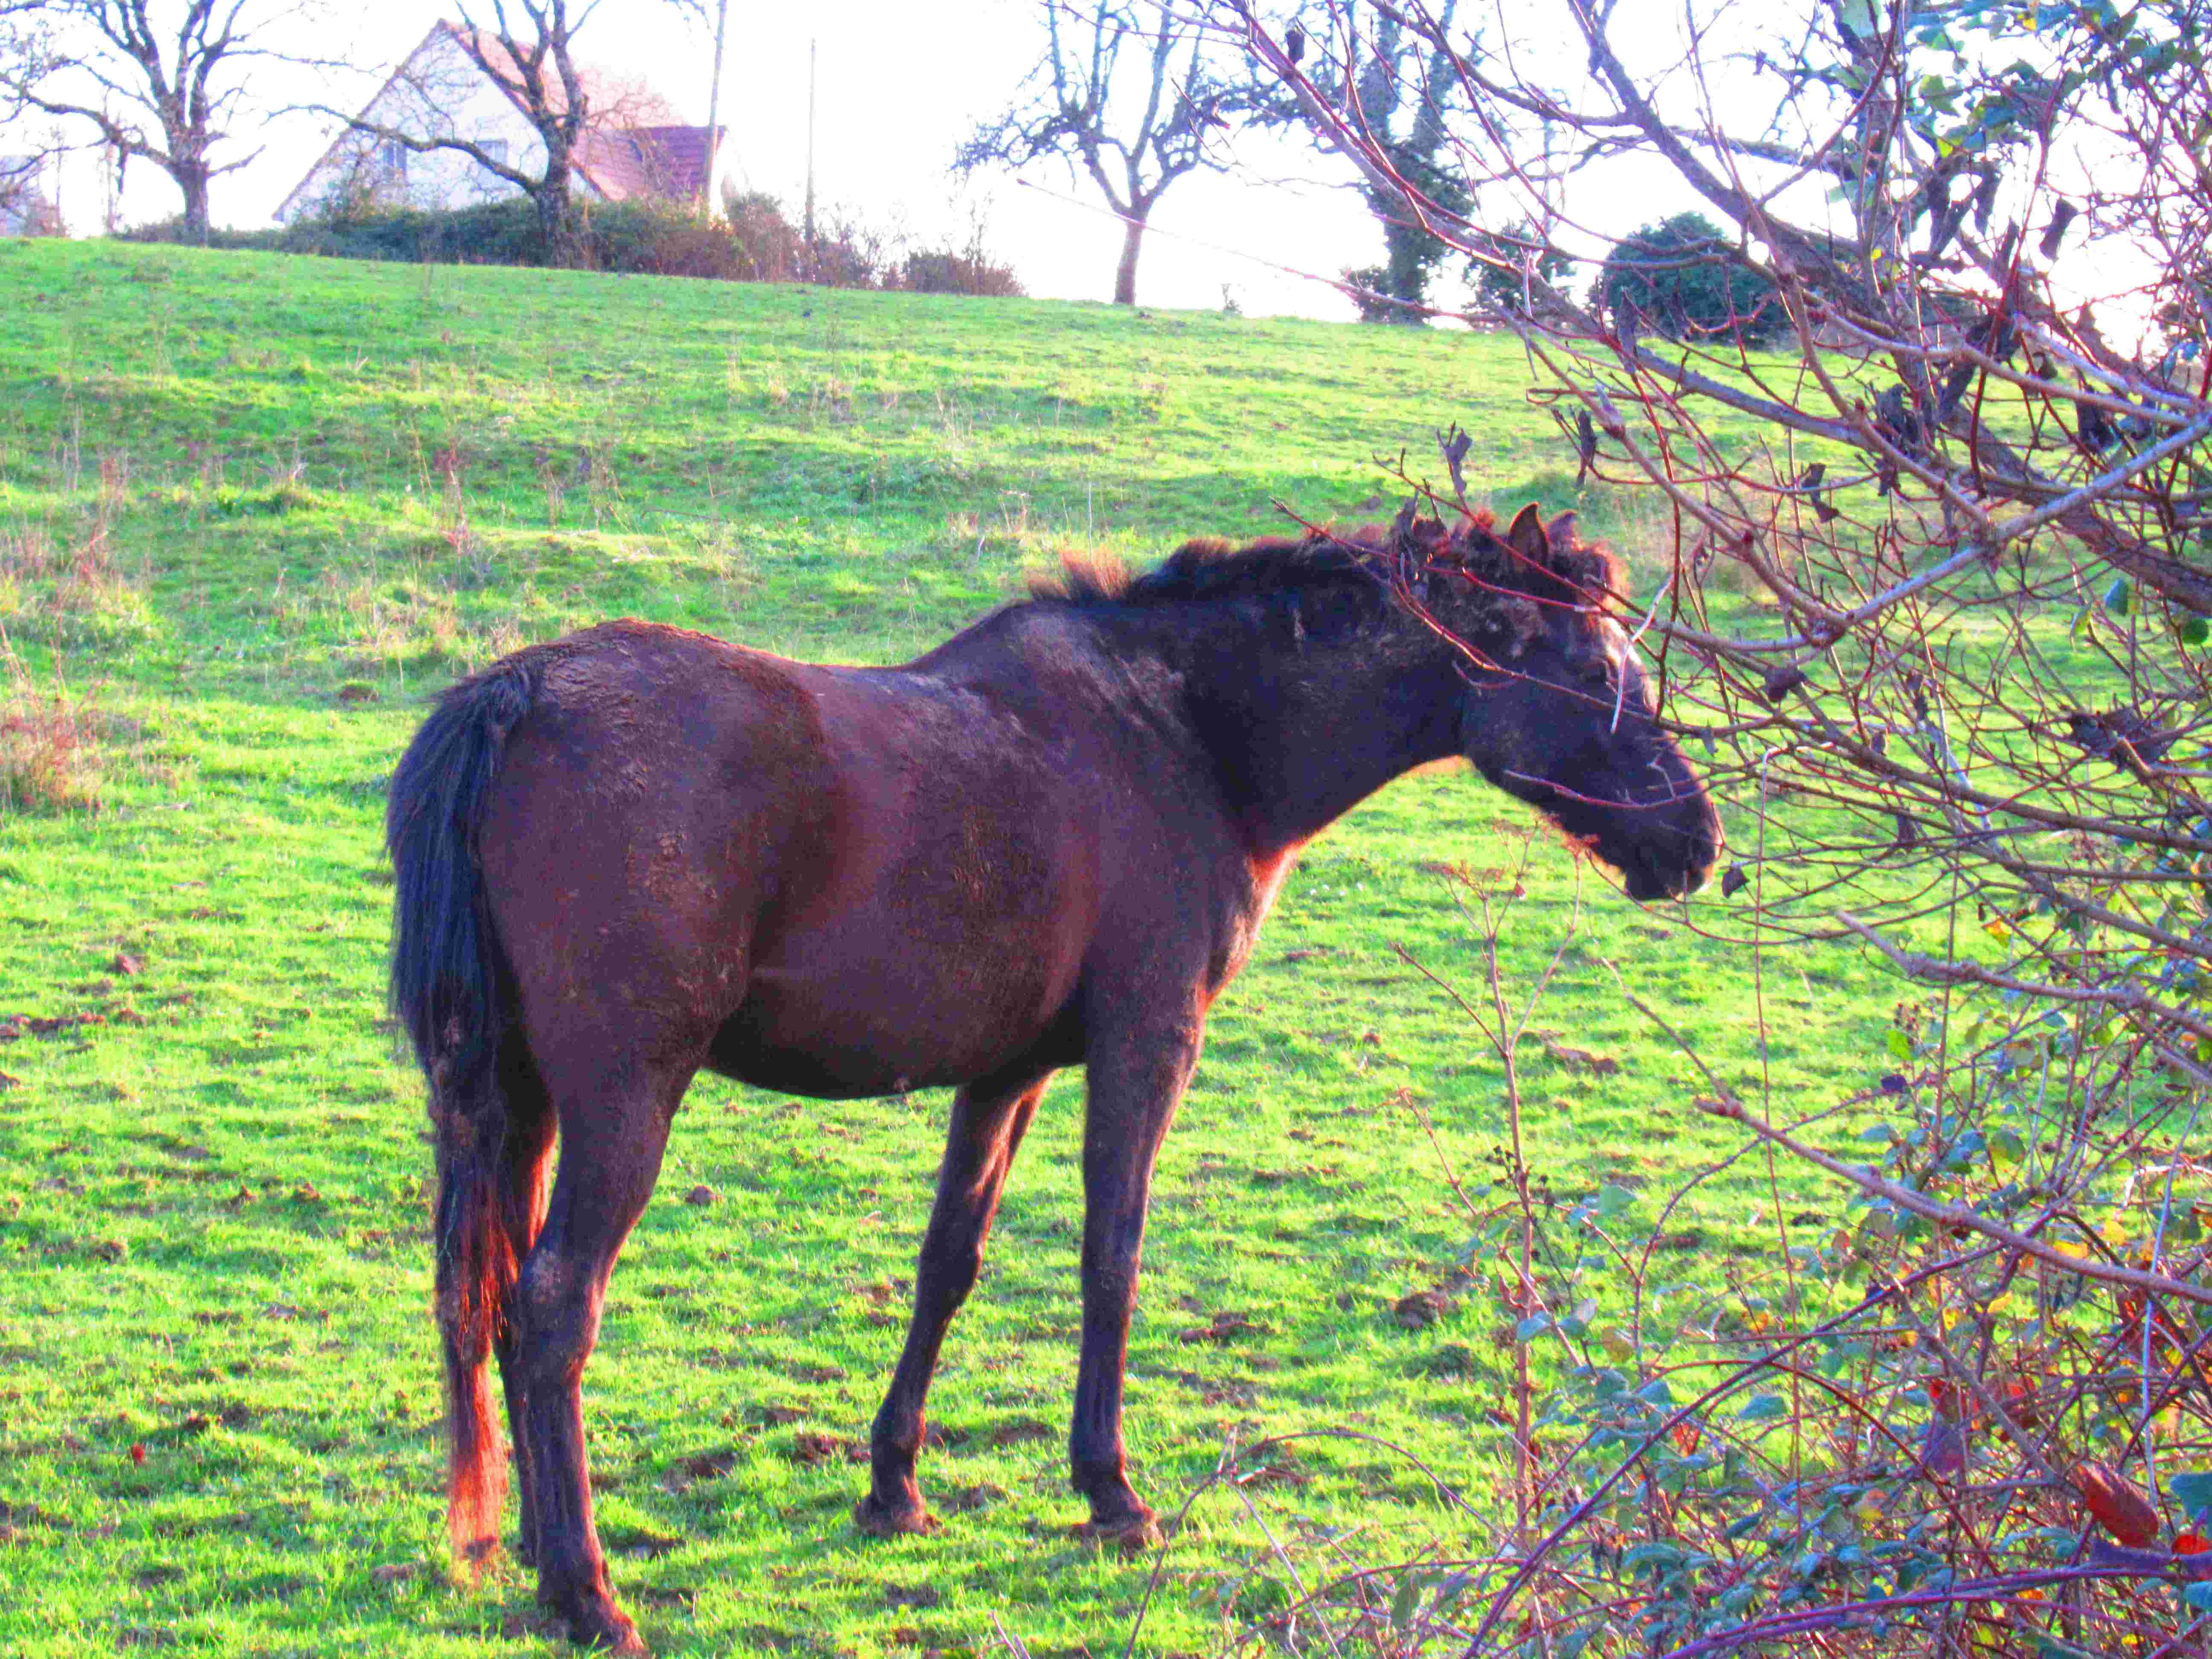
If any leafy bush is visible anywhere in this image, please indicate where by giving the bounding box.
[123,199,545,265]
[722,188,803,282]
[1595,211,1781,344]
[126,190,1024,299]
[1465,221,1574,319]
[892,247,1025,298]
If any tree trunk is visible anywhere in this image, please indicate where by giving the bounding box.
[176,163,211,246]
[534,164,578,268]
[1112,208,1149,306]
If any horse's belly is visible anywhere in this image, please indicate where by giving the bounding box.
[705,949,1080,1099]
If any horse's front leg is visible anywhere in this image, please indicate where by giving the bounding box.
[857,1065,1052,1536]
[1069,1019,1201,1549]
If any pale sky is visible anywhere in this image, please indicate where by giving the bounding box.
[16,0,1415,321]
[15,3,2134,338]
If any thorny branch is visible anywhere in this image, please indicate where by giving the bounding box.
[1199,2,2212,1653]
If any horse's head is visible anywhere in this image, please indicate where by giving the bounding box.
[1405,505,1723,902]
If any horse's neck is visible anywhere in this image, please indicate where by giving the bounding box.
[1182,632,1458,854]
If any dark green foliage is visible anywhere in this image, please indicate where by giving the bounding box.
[1464,221,1575,317]
[125,193,1022,295]
[896,248,1025,298]
[1345,141,1471,323]
[1595,212,1781,344]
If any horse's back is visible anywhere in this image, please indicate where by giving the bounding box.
[470,618,1126,1095]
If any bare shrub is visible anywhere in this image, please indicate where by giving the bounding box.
[1208,0,2212,1650]
[0,504,151,647]
[0,634,102,813]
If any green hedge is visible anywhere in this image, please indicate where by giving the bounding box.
[124,194,1024,295]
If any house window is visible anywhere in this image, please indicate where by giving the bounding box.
[378,140,407,183]
[479,139,509,167]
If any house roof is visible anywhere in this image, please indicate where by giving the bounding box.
[574,125,719,204]
[276,19,723,219]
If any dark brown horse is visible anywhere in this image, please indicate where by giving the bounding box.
[386,505,1720,1653]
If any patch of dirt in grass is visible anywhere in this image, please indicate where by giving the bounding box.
[1176,1310,1268,1345]
[788,1431,864,1466]
[940,1481,1006,1513]
[600,1524,687,1559]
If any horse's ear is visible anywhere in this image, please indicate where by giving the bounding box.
[1544,510,1579,554]
[1505,504,1549,563]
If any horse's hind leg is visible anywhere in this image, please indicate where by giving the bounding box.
[488,1034,557,1568]
[511,1048,690,1656]
[857,1066,1052,1537]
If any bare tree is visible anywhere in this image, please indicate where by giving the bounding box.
[957,0,1267,306]
[311,2,700,267]
[318,4,591,265]
[0,0,337,243]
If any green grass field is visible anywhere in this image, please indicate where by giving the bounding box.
[0,239,1902,1657]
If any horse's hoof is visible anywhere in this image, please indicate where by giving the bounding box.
[853,1493,940,1537]
[564,1599,646,1656]
[1075,1512,1164,1553]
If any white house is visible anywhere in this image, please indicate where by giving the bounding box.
[276,23,722,224]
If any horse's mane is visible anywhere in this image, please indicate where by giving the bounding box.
[1027,507,1624,617]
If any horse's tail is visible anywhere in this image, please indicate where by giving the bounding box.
[385,655,541,1568]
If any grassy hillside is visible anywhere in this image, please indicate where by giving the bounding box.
[0,240,1895,1657]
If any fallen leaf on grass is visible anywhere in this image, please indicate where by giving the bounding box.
[683,1184,717,1206]
[1528,1030,1622,1077]
[110,954,143,976]
[985,1418,1054,1448]
[370,1562,419,1585]
[884,1583,941,1609]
